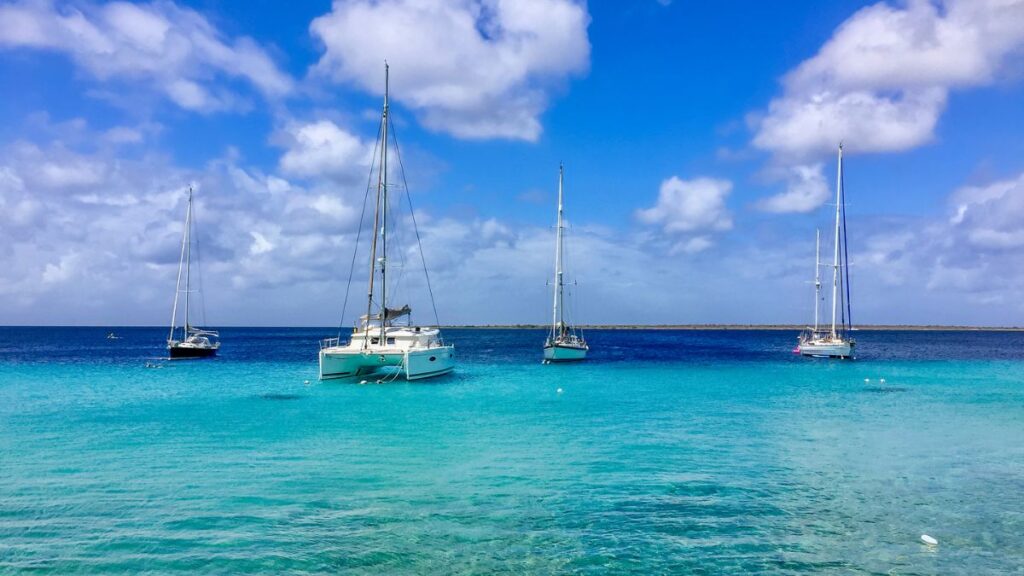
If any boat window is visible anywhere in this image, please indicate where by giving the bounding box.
[386,337,395,345]
[429,356,436,362]
[371,337,380,345]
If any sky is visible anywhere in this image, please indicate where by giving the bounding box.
[2,0,1024,327]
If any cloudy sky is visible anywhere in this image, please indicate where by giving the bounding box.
[2,0,1024,327]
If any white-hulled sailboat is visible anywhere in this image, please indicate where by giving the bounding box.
[319,64,454,381]
[167,187,220,359]
[543,164,588,363]
[797,143,855,359]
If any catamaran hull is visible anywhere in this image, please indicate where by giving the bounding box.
[543,344,588,363]
[319,346,454,381]
[799,342,854,359]
[169,345,218,359]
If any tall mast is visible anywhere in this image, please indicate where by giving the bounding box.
[184,187,193,333]
[830,144,843,339]
[813,228,821,332]
[380,63,390,342]
[551,164,565,338]
[364,64,388,348]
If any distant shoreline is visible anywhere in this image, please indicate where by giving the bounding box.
[443,324,1024,332]
[3,324,1023,332]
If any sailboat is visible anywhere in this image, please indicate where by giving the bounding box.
[543,164,589,363]
[319,65,454,381]
[797,143,855,359]
[167,187,220,359]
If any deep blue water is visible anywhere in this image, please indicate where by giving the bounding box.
[1,327,1023,573]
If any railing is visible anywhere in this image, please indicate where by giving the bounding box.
[320,337,341,349]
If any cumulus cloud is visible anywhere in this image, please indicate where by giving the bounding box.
[949,173,1024,249]
[309,0,591,140]
[0,126,370,325]
[757,163,831,213]
[751,0,1024,212]
[0,0,293,112]
[277,120,373,181]
[637,176,733,236]
[844,170,1024,316]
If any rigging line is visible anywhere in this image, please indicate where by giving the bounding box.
[840,166,853,332]
[191,193,208,330]
[169,191,189,343]
[389,119,441,330]
[337,119,384,339]
[384,140,409,308]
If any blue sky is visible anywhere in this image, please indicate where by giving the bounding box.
[2,0,1024,327]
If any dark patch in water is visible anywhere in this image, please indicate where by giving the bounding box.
[863,386,908,393]
[258,393,303,401]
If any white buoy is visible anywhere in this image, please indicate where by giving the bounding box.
[557,387,563,394]
[864,378,870,383]
[303,380,310,385]
[880,378,886,384]
[921,534,938,546]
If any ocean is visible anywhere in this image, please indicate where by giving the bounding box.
[1,327,1022,573]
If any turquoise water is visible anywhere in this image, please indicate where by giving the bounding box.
[1,328,1023,573]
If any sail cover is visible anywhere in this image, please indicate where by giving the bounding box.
[361,304,412,323]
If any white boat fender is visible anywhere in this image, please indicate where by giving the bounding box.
[921,534,938,546]
[359,380,368,385]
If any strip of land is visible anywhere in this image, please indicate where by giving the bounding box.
[444,324,1024,331]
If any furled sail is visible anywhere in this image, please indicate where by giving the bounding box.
[360,304,412,324]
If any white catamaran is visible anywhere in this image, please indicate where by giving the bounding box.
[319,65,454,381]
[167,187,220,359]
[543,164,589,363]
[797,143,855,359]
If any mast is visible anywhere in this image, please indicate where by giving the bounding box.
[169,188,191,343]
[813,228,821,332]
[364,64,388,348]
[380,63,389,342]
[551,164,565,338]
[830,144,843,339]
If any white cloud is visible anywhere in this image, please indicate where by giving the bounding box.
[249,230,274,255]
[309,0,591,141]
[751,0,1024,212]
[949,173,1024,249]
[754,88,947,157]
[41,253,79,285]
[672,236,713,255]
[637,176,733,234]
[38,158,107,188]
[0,0,293,112]
[754,0,1024,158]
[757,163,831,213]
[278,120,373,181]
[0,128,372,324]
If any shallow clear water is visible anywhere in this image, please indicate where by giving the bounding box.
[1,327,1022,573]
